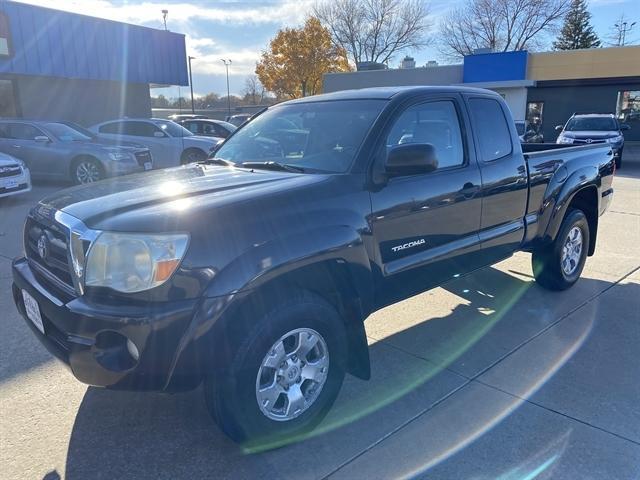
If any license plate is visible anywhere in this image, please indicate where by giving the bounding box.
[2,179,18,189]
[144,162,152,171]
[22,290,44,334]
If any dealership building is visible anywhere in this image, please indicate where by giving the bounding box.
[0,1,188,126]
[324,46,640,142]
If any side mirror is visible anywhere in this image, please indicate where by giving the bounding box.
[34,136,50,143]
[554,125,563,132]
[154,131,166,138]
[386,143,438,177]
[620,123,631,131]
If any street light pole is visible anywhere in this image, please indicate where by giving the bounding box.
[221,59,232,119]
[161,10,168,31]
[188,56,196,114]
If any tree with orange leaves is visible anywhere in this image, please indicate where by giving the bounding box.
[256,17,351,99]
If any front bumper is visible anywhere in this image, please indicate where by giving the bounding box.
[12,257,204,391]
[0,168,31,198]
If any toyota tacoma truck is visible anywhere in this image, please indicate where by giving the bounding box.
[12,87,615,445]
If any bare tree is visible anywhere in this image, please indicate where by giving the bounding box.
[243,74,265,104]
[439,0,570,58]
[314,0,431,66]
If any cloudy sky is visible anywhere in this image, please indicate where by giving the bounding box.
[14,0,637,98]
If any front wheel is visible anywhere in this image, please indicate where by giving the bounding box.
[532,209,590,291]
[204,290,347,447]
[615,149,623,169]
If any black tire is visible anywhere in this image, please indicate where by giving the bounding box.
[204,290,347,448]
[615,149,623,169]
[71,157,105,185]
[532,208,590,291]
[180,148,206,164]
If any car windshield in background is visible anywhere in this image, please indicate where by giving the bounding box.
[565,117,618,131]
[215,100,386,173]
[44,122,93,142]
[156,120,194,137]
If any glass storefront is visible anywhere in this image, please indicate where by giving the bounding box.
[616,90,640,126]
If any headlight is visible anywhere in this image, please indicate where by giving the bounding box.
[606,135,623,144]
[85,232,189,293]
[108,151,133,161]
[557,135,574,144]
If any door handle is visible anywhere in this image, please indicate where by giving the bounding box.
[460,182,479,198]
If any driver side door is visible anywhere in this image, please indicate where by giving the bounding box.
[369,96,484,307]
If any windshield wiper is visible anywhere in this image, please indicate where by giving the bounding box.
[239,161,305,173]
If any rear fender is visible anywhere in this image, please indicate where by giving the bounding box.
[541,165,600,243]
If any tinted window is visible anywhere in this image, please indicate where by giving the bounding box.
[468,98,512,161]
[7,123,45,140]
[122,121,161,137]
[99,122,125,134]
[387,100,465,169]
[184,121,200,134]
[565,117,618,131]
[154,120,193,137]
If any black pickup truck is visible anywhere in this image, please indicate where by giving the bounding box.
[12,87,614,445]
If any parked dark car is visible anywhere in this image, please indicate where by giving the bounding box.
[0,120,152,184]
[179,118,237,138]
[555,113,629,168]
[12,87,614,447]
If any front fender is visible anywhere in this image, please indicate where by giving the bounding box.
[541,165,599,243]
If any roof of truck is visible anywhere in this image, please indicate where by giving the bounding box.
[283,86,499,104]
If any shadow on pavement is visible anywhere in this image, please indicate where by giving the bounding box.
[62,267,625,479]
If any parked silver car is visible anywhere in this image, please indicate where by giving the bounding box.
[0,152,31,199]
[0,120,153,184]
[90,118,221,168]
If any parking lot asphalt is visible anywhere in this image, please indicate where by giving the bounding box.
[1,152,639,480]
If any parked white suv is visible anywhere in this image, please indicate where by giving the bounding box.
[90,119,222,168]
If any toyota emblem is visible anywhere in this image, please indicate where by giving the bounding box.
[37,235,49,260]
[586,138,592,144]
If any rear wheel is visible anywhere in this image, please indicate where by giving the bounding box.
[71,157,104,184]
[532,209,589,291]
[204,290,347,446]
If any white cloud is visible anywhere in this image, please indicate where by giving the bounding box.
[15,0,313,28]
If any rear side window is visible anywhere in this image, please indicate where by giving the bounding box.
[121,121,159,137]
[7,123,45,140]
[99,122,124,134]
[468,98,512,161]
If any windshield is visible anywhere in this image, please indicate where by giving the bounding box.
[215,100,386,173]
[565,117,618,131]
[155,120,194,137]
[44,122,93,141]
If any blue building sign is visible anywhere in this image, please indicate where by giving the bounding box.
[463,50,529,84]
[0,1,188,86]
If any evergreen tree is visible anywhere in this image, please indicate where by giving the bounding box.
[554,0,601,50]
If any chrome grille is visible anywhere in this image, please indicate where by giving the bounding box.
[0,165,22,178]
[572,138,606,145]
[24,216,75,291]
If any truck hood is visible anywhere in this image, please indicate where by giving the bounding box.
[38,164,320,228]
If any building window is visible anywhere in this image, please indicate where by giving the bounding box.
[0,12,11,57]
[526,102,544,130]
[616,91,640,126]
[0,80,18,117]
